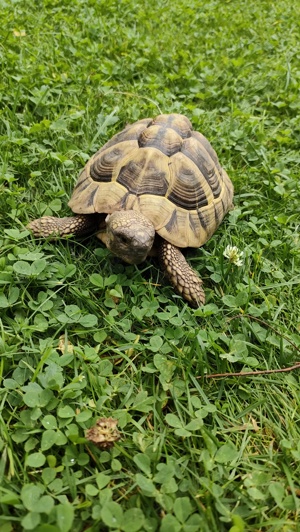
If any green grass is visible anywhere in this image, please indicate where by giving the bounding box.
[1,0,300,530]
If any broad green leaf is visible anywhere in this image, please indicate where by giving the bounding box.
[268,482,285,506]
[161,477,178,494]
[93,330,107,343]
[34,495,55,514]
[21,484,44,511]
[104,274,118,286]
[13,261,32,276]
[30,259,47,275]
[97,359,113,375]
[185,513,204,531]
[48,198,62,211]
[26,453,46,468]
[135,474,156,496]
[235,291,249,306]
[194,303,219,317]
[41,430,58,451]
[149,335,163,351]
[173,497,194,523]
[76,410,92,422]
[154,463,176,484]
[101,501,123,528]
[22,383,54,408]
[18,252,45,261]
[122,508,145,532]
[79,313,98,328]
[153,354,175,389]
[42,415,57,430]
[165,414,183,429]
[160,514,181,532]
[96,473,111,490]
[0,294,9,308]
[5,229,30,239]
[90,273,104,288]
[111,458,122,471]
[56,503,74,532]
[247,487,266,500]
[3,378,18,389]
[133,453,152,476]
[85,484,99,497]
[175,427,191,437]
[222,295,237,307]
[131,391,154,412]
[215,443,239,464]
[21,511,41,530]
[42,468,56,485]
[57,405,75,418]
[55,430,68,445]
[185,418,203,431]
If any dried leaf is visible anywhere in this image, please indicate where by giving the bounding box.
[86,417,121,449]
[58,335,74,354]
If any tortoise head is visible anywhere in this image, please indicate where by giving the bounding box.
[105,210,155,264]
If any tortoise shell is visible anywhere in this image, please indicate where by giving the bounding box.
[68,113,234,248]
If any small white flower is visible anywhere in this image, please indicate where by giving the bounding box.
[223,245,244,267]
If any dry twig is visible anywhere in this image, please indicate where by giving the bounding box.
[198,314,300,380]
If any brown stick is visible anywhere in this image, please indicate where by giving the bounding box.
[198,313,300,380]
[200,363,300,379]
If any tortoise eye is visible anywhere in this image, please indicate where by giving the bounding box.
[119,235,129,244]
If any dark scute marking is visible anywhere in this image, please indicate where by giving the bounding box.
[101,120,152,151]
[117,161,140,194]
[168,168,208,210]
[181,139,221,198]
[74,170,89,190]
[138,125,182,157]
[117,159,168,196]
[75,180,91,193]
[189,214,197,234]
[87,187,98,208]
[197,195,210,208]
[152,114,192,139]
[214,203,220,226]
[119,191,130,209]
[165,209,178,233]
[138,125,166,149]
[191,131,222,172]
[90,146,125,183]
[90,163,112,183]
[197,209,208,230]
[220,197,226,216]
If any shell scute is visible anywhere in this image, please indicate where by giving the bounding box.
[138,125,182,156]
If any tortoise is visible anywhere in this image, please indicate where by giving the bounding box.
[28,113,234,306]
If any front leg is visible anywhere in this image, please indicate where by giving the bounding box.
[27,214,100,238]
[158,240,205,307]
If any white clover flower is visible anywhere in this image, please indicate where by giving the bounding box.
[223,245,244,267]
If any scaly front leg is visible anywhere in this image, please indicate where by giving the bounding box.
[27,214,100,238]
[158,239,205,307]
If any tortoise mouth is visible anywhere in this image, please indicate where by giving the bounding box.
[107,240,150,265]
[118,252,148,265]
